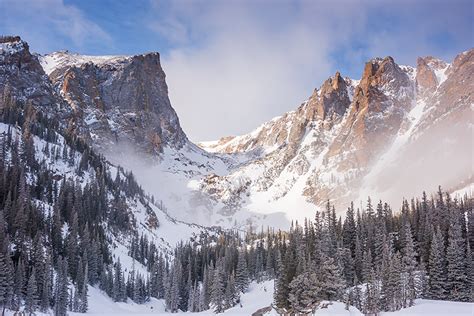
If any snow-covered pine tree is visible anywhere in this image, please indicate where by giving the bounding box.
[54,256,69,316]
[362,249,373,283]
[428,227,446,300]
[446,209,469,301]
[401,222,417,307]
[210,259,226,313]
[25,268,38,313]
[288,269,321,314]
[318,253,346,301]
[235,249,249,293]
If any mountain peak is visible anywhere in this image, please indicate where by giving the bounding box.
[307,71,351,121]
[416,55,449,94]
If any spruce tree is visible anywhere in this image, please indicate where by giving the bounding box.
[428,227,446,300]
[235,250,249,293]
[446,211,469,301]
[25,268,39,313]
[210,260,226,313]
[401,223,417,307]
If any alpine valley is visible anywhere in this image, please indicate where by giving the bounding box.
[0,35,472,315]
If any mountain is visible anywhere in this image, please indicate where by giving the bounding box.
[199,50,473,225]
[39,50,187,156]
[3,35,471,231]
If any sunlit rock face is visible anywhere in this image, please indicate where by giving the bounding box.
[41,50,187,156]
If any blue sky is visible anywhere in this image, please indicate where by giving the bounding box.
[1,0,473,140]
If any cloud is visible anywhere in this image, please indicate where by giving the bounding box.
[151,0,369,141]
[1,0,112,53]
[149,0,472,141]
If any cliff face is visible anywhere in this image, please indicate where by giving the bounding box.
[41,51,187,155]
[1,37,188,157]
[0,37,63,111]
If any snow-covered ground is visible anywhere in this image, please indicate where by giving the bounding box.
[71,284,474,316]
[5,277,473,315]
[380,299,473,316]
[77,281,276,316]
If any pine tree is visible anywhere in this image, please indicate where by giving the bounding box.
[25,268,39,313]
[0,249,13,312]
[342,202,357,256]
[318,254,346,301]
[288,269,321,314]
[54,256,69,316]
[446,211,469,301]
[465,242,474,301]
[80,263,89,312]
[224,273,236,309]
[362,249,373,283]
[14,257,26,307]
[210,260,226,313]
[235,250,249,293]
[428,227,446,300]
[40,251,52,312]
[401,222,417,307]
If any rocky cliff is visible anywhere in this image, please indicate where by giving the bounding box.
[40,50,187,156]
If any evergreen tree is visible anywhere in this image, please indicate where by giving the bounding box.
[288,269,321,314]
[446,211,469,301]
[54,256,69,316]
[235,250,249,293]
[25,268,39,313]
[428,228,446,300]
[319,254,346,301]
[210,260,226,313]
[401,222,417,307]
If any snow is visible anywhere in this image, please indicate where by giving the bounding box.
[25,282,472,316]
[433,64,450,87]
[0,39,25,56]
[69,281,275,315]
[69,286,167,316]
[39,51,130,75]
[358,98,428,201]
[380,299,473,316]
[452,182,474,198]
[205,280,275,315]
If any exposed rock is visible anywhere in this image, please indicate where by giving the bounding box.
[42,51,187,155]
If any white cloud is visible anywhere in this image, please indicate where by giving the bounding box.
[1,0,111,53]
[154,1,367,141]
[150,0,472,141]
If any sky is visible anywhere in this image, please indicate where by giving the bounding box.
[1,0,473,141]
